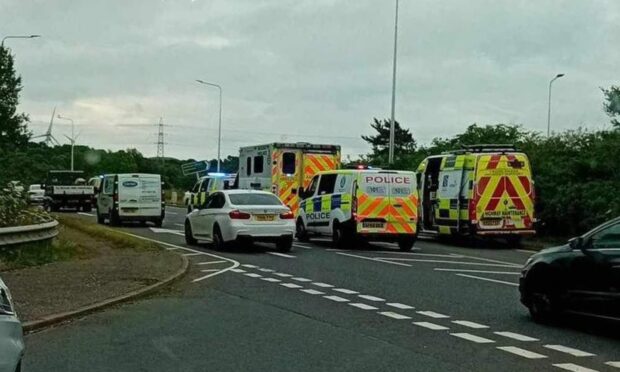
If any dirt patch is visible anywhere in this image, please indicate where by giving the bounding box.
[1,224,182,322]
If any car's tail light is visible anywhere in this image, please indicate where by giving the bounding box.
[229,210,251,219]
[280,210,295,219]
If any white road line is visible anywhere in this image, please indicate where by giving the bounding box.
[497,346,547,359]
[455,273,519,287]
[373,251,456,257]
[333,288,359,295]
[323,295,349,303]
[197,260,227,265]
[417,311,449,319]
[336,252,411,267]
[166,212,178,215]
[230,268,246,273]
[387,303,414,310]
[605,361,620,368]
[378,311,411,320]
[450,333,495,344]
[174,223,185,227]
[552,363,598,372]
[293,244,312,250]
[114,231,239,283]
[358,295,385,302]
[517,249,537,254]
[325,249,346,252]
[201,269,221,273]
[543,345,595,357]
[267,252,296,258]
[274,273,292,278]
[77,212,95,217]
[413,322,449,330]
[494,331,539,342]
[382,258,518,268]
[349,303,378,310]
[242,264,259,268]
[291,277,312,282]
[452,320,488,329]
[434,268,520,275]
[183,252,203,256]
[260,277,281,283]
[244,273,262,278]
[258,268,275,272]
[280,283,303,289]
[312,282,334,288]
[300,289,324,295]
[456,254,522,267]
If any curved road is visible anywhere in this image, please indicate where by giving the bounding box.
[25,206,620,371]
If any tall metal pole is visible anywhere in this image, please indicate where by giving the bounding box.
[547,73,565,137]
[196,80,223,172]
[58,115,75,171]
[1,34,41,47]
[388,0,399,165]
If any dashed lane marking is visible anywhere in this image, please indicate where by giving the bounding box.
[242,264,259,268]
[379,311,411,320]
[293,244,312,250]
[197,260,227,265]
[387,303,414,310]
[456,273,519,287]
[244,273,262,278]
[605,361,620,368]
[497,346,547,359]
[259,268,275,272]
[323,295,349,303]
[291,277,312,282]
[312,282,334,288]
[375,252,462,258]
[77,212,95,217]
[275,273,293,277]
[543,345,595,357]
[450,333,495,344]
[413,322,449,331]
[335,252,412,267]
[300,289,324,295]
[174,223,184,227]
[280,283,303,289]
[434,268,520,275]
[494,331,539,342]
[452,320,489,329]
[267,252,296,258]
[333,288,358,295]
[230,268,246,273]
[260,277,281,283]
[381,258,518,268]
[417,311,450,319]
[552,363,598,372]
[349,303,378,310]
[166,212,178,215]
[358,295,385,302]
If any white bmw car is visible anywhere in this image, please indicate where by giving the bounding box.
[0,277,24,372]
[184,190,295,252]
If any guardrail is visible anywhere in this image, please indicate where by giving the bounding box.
[0,220,59,247]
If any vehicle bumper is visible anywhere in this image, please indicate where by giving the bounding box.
[228,223,295,242]
[356,232,416,243]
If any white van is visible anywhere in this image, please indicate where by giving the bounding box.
[96,173,165,226]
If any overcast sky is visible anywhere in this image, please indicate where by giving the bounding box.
[2,0,619,161]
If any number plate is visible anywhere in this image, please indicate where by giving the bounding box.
[362,221,384,229]
[255,214,276,222]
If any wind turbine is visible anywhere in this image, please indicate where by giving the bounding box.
[32,107,60,145]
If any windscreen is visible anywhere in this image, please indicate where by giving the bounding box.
[229,193,283,206]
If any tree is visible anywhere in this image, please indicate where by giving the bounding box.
[601,85,620,128]
[361,118,416,167]
[0,46,30,150]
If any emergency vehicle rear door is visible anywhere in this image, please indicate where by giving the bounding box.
[387,172,417,235]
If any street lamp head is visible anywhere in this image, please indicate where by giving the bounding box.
[196,79,205,84]
[556,73,565,78]
[30,35,41,39]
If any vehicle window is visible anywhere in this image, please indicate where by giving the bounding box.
[246,157,251,176]
[229,193,282,206]
[282,152,296,175]
[103,177,114,194]
[590,222,620,249]
[305,175,319,197]
[202,194,215,209]
[253,156,264,174]
[191,182,200,193]
[318,174,337,195]
[207,193,226,209]
[200,179,211,192]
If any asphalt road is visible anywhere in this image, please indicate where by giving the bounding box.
[24,206,620,371]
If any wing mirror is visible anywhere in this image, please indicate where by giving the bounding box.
[568,236,583,250]
[297,187,305,199]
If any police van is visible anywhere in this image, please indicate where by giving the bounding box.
[186,173,236,213]
[296,168,418,251]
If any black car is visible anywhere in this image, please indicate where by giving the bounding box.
[519,216,620,323]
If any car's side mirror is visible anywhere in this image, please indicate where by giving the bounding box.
[568,236,583,250]
[298,187,305,199]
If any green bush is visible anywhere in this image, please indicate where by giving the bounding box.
[0,186,52,227]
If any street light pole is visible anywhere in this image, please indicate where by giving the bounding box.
[547,73,565,137]
[1,34,41,47]
[388,0,399,165]
[57,115,75,171]
[196,79,223,172]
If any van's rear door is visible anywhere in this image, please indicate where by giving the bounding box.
[118,174,162,217]
[357,172,391,233]
[386,172,418,235]
[473,153,534,233]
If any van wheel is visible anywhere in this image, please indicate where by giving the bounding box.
[154,218,163,228]
[110,210,120,226]
[96,211,105,224]
[398,236,416,251]
[185,221,197,245]
[213,225,225,251]
[332,221,349,249]
[83,204,92,212]
[296,218,309,242]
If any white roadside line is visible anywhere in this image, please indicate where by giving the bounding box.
[77,212,95,217]
[552,363,598,372]
[323,295,349,303]
[494,331,539,342]
[267,252,296,258]
[450,333,495,344]
[434,268,520,275]
[115,231,239,283]
[349,303,378,310]
[230,268,246,273]
[376,252,464,258]
[380,258,518,268]
[496,346,547,359]
[182,252,203,257]
[452,320,488,329]
[543,345,595,357]
[413,322,449,331]
[417,311,450,319]
[197,260,227,265]
[336,252,411,267]
[378,311,411,320]
[201,269,220,273]
[455,273,519,287]
[387,303,414,310]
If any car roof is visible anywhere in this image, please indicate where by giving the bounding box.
[219,189,275,195]
[315,169,414,176]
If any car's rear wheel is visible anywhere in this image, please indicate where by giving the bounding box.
[277,236,293,252]
[296,218,309,242]
[398,236,416,251]
[185,221,197,245]
[213,225,225,251]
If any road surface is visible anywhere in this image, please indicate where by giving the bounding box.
[24,206,620,371]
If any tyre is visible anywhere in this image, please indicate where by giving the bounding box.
[185,221,198,245]
[187,205,192,214]
[398,236,416,251]
[296,218,309,242]
[96,210,105,224]
[276,236,293,252]
[154,218,163,227]
[15,359,21,372]
[83,203,92,212]
[212,225,226,251]
[109,210,120,226]
[332,221,349,249]
[525,269,562,324]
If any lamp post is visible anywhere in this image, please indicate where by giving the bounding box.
[547,73,565,137]
[57,115,76,171]
[196,79,223,172]
[1,34,41,47]
[388,0,399,165]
